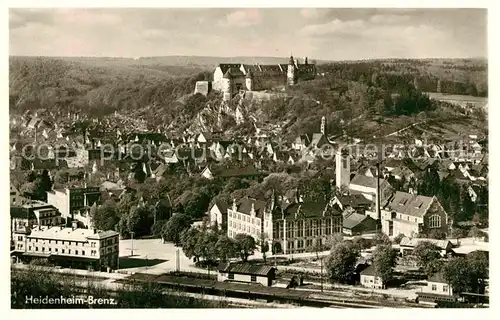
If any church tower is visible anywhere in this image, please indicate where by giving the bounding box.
[287,55,296,86]
[320,116,326,135]
[222,70,233,101]
[336,148,350,190]
[245,69,253,91]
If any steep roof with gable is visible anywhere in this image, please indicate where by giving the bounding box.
[334,193,372,208]
[350,174,391,190]
[223,67,244,78]
[218,63,242,74]
[385,192,435,218]
[343,212,370,229]
[281,201,341,220]
[428,272,448,284]
[233,197,268,219]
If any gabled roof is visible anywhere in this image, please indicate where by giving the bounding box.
[360,264,377,276]
[428,272,448,284]
[217,262,275,276]
[218,63,242,74]
[309,133,328,148]
[334,194,372,207]
[399,237,452,250]
[343,213,371,229]
[385,192,435,218]
[211,199,229,214]
[233,197,268,218]
[223,67,244,78]
[282,201,341,220]
[349,174,391,190]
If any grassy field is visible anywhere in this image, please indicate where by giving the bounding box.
[425,92,488,108]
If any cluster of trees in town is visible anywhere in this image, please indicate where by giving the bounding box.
[411,241,489,295]
[17,169,53,202]
[175,223,264,267]
[417,166,488,226]
[82,167,332,239]
[324,234,489,293]
[325,233,397,287]
[12,261,228,308]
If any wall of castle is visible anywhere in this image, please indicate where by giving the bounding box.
[230,76,246,95]
[243,91,287,102]
[252,75,287,91]
[194,81,211,96]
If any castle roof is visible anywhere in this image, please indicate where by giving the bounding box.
[223,67,244,79]
[223,69,232,79]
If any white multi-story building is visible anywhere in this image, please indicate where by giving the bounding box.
[12,225,119,271]
[227,197,272,250]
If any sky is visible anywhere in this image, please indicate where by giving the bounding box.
[9,8,488,60]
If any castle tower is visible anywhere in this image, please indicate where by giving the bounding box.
[287,55,296,86]
[336,148,350,190]
[304,57,308,65]
[222,70,233,101]
[245,69,253,91]
[320,116,326,135]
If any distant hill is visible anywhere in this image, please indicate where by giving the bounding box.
[10,55,333,68]
[9,55,488,141]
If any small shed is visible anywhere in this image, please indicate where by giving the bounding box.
[342,213,378,236]
[217,262,276,287]
[359,264,384,289]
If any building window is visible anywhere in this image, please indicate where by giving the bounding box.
[18,236,23,241]
[82,250,85,255]
[75,250,79,255]
[228,273,234,280]
[55,240,58,244]
[443,285,448,292]
[55,248,58,252]
[48,247,51,251]
[432,284,437,291]
[68,249,71,254]
[35,247,38,251]
[28,246,31,251]
[429,215,441,228]
[251,275,257,282]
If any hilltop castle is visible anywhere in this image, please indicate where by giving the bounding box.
[194,55,316,101]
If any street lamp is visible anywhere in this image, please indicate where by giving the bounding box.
[320,256,324,292]
[130,232,135,257]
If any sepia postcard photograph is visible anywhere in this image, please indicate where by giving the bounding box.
[5,1,492,313]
